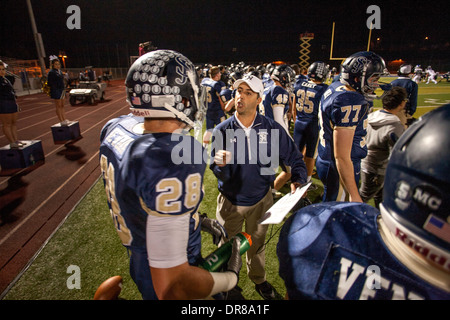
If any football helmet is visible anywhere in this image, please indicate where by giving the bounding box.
[340,51,387,101]
[228,71,243,86]
[380,104,450,271]
[307,61,329,82]
[271,64,295,91]
[126,49,204,129]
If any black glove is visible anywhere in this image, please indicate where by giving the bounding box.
[226,237,242,277]
[200,213,227,245]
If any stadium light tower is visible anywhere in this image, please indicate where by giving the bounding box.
[26,0,47,76]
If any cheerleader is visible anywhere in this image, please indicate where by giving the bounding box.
[0,60,22,148]
[47,55,71,126]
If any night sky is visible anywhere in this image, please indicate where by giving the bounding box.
[1,0,449,69]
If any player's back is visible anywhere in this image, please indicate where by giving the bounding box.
[259,84,289,121]
[100,116,206,263]
[277,202,450,300]
[294,80,328,121]
[318,81,370,161]
[201,77,222,113]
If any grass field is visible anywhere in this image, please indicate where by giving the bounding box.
[3,79,450,300]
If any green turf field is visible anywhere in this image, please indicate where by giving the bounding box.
[3,79,450,300]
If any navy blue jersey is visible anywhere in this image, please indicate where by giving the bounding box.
[277,202,450,300]
[318,81,370,162]
[99,115,206,265]
[294,80,328,121]
[201,77,224,117]
[390,77,418,116]
[259,85,290,120]
[210,113,307,206]
[220,87,233,105]
[294,74,309,84]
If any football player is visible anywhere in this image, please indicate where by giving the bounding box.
[412,65,423,84]
[99,50,241,300]
[316,51,387,202]
[223,71,242,114]
[259,64,295,134]
[201,66,226,147]
[293,61,329,186]
[426,66,438,84]
[278,104,450,300]
[390,64,418,127]
[259,64,296,197]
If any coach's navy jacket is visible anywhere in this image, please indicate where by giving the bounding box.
[210,113,307,206]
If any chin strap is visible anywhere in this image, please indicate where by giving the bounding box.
[163,103,195,129]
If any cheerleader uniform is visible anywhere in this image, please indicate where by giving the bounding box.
[47,68,66,99]
[0,76,19,114]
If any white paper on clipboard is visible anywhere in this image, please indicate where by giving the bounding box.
[259,182,311,225]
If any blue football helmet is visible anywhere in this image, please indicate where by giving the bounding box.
[271,64,295,91]
[380,104,450,272]
[126,49,204,129]
[307,61,329,82]
[340,51,387,101]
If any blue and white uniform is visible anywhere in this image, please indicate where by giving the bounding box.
[293,80,328,158]
[99,114,206,299]
[259,84,290,133]
[277,202,450,300]
[201,77,225,129]
[316,81,370,201]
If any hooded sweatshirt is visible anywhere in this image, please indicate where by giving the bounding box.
[361,109,405,175]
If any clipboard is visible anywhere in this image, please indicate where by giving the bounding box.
[258,182,311,225]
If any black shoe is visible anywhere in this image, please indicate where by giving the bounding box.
[255,281,283,300]
[225,285,246,300]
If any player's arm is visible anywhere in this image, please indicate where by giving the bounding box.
[290,92,296,121]
[147,214,239,300]
[217,91,225,111]
[225,99,235,112]
[333,127,363,202]
[273,106,290,134]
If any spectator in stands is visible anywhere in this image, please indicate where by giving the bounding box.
[0,60,22,148]
[47,55,71,126]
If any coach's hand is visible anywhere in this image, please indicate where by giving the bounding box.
[214,150,232,167]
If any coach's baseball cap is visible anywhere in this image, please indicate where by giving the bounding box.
[233,75,264,97]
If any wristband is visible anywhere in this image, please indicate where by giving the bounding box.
[208,271,238,297]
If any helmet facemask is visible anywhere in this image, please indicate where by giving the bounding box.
[361,71,383,101]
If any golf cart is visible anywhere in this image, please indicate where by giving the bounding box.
[69,80,106,106]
